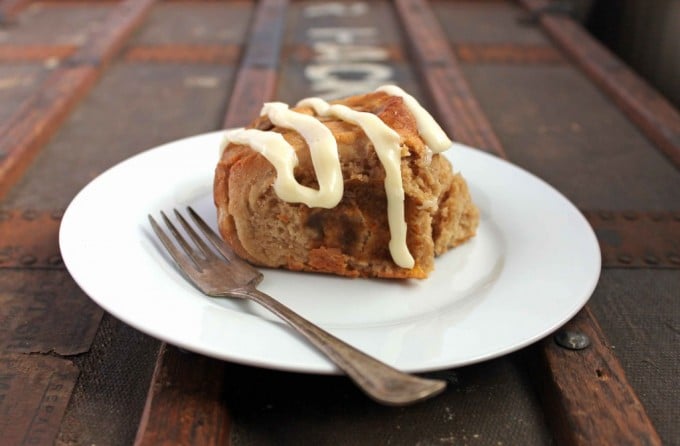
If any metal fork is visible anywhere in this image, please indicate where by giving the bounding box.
[148,207,446,406]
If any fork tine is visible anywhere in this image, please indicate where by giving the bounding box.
[159,211,204,266]
[148,214,199,274]
[186,206,245,265]
[172,209,218,261]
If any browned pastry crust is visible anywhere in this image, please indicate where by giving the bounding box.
[214,91,479,279]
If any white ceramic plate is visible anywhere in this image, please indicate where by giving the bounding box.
[60,131,600,374]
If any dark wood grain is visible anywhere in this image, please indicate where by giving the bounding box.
[394,0,506,157]
[222,0,287,128]
[134,345,230,446]
[534,306,663,446]
[518,0,680,169]
[0,0,157,198]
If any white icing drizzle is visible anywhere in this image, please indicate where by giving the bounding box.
[220,103,343,208]
[261,102,343,208]
[376,85,452,153]
[220,86,453,270]
[298,98,414,268]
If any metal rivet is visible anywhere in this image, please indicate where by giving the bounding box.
[617,254,632,264]
[554,330,591,350]
[668,254,680,265]
[623,211,638,220]
[51,209,64,220]
[598,211,614,220]
[644,255,659,265]
[48,255,63,266]
[20,255,37,265]
[22,210,38,221]
[0,211,11,221]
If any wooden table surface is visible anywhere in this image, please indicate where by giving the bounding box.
[0,1,678,445]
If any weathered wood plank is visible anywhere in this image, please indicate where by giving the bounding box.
[518,0,680,169]
[134,345,230,446]
[223,0,287,128]
[0,208,63,270]
[0,0,158,198]
[136,2,285,444]
[394,0,506,157]
[534,306,663,446]
[395,1,661,444]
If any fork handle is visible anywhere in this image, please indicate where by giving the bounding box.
[232,287,446,406]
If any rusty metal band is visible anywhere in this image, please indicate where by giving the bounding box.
[287,42,563,65]
[0,45,77,62]
[453,43,565,64]
[584,210,680,269]
[393,0,661,444]
[518,0,680,170]
[0,209,64,268]
[124,44,241,64]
